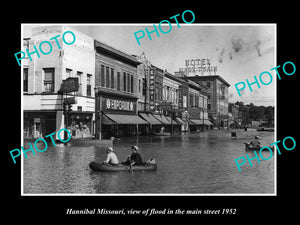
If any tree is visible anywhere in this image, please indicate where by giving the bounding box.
[230,101,274,127]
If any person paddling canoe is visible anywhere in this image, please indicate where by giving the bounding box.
[125,145,143,166]
[250,136,260,148]
[103,146,119,165]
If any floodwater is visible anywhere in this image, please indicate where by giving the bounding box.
[23,129,275,194]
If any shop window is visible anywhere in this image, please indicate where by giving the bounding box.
[43,68,55,93]
[87,74,92,96]
[23,68,28,92]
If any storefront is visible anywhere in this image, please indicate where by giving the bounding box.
[68,112,93,138]
[23,111,56,139]
[138,113,162,134]
[96,93,148,138]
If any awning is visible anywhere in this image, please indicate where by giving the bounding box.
[153,114,170,124]
[102,113,148,125]
[204,120,213,126]
[190,119,204,125]
[101,114,115,125]
[175,117,185,125]
[165,116,177,125]
[139,113,162,125]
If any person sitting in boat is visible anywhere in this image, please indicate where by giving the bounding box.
[250,136,260,148]
[103,146,119,165]
[125,145,143,166]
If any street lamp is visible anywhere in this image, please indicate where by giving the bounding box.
[94,86,102,140]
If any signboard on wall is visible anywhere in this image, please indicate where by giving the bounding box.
[102,97,136,112]
[61,77,79,93]
[178,58,217,76]
[149,68,156,110]
[178,86,183,108]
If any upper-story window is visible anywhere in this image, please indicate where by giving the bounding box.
[76,71,82,95]
[117,72,121,91]
[23,68,28,92]
[87,74,92,96]
[66,68,73,78]
[43,68,55,93]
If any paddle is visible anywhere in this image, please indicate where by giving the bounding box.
[128,157,133,173]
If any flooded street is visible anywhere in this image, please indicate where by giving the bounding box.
[23,129,275,194]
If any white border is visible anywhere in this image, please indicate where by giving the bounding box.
[21,23,277,196]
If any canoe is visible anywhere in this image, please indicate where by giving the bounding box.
[244,143,274,151]
[89,160,157,172]
[153,132,170,136]
[257,127,274,132]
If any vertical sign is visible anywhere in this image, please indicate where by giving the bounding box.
[178,86,183,108]
[149,68,155,110]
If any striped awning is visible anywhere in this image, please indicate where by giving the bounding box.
[102,113,148,125]
[153,114,170,124]
[175,117,185,125]
[139,113,162,125]
[190,119,204,125]
[204,120,213,126]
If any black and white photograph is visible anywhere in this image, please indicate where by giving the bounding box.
[21,23,276,195]
[4,3,299,221]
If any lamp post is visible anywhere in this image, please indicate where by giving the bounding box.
[94,86,102,140]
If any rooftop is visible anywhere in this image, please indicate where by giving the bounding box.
[187,75,231,87]
[94,39,140,67]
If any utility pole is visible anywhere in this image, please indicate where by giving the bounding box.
[94,86,102,140]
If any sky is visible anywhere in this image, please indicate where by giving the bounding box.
[23,24,276,106]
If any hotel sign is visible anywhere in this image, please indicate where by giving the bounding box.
[179,58,217,75]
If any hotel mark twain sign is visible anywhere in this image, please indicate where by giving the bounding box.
[179,58,217,75]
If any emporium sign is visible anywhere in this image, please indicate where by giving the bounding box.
[178,58,217,75]
[103,97,135,112]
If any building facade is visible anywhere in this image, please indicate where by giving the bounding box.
[187,75,230,128]
[94,40,147,139]
[23,25,217,140]
[23,26,95,140]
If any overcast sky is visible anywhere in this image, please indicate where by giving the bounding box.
[23,24,276,106]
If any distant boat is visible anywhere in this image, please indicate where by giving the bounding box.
[244,143,274,151]
[153,132,171,136]
[257,127,274,132]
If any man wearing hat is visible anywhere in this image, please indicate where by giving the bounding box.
[103,146,119,165]
[250,136,260,148]
[125,146,143,166]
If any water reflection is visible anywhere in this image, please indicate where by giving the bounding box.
[23,129,275,194]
